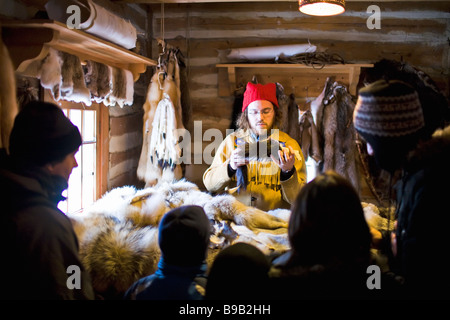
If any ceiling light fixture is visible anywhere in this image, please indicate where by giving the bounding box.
[299,0,346,17]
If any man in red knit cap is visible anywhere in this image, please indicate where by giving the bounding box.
[203,82,306,211]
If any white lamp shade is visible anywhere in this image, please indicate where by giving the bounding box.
[299,0,346,17]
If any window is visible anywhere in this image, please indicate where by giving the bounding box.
[59,108,97,214]
[45,91,108,214]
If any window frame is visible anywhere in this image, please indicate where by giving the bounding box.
[44,90,109,212]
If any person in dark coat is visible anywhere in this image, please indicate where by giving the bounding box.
[353,79,450,299]
[124,205,210,300]
[0,101,94,300]
[268,171,401,300]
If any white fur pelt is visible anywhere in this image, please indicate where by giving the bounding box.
[0,31,18,151]
[68,179,290,299]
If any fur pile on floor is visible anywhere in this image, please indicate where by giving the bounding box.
[68,179,290,299]
[68,179,390,299]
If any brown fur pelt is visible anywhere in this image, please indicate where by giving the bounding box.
[68,180,290,299]
[313,79,360,192]
[0,32,18,151]
[287,93,301,145]
[104,67,134,108]
[59,51,91,106]
[276,82,290,132]
[83,60,112,103]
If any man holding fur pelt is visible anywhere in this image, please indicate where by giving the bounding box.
[0,101,94,300]
[203,82,307,212]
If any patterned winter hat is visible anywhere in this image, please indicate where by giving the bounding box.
[353,79,424,138]
[242,82,279,112]
[353,79,425,172]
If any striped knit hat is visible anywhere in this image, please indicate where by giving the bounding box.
[353,80,425,171]
[354,79,424,137]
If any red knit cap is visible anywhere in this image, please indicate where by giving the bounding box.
[242,82,279,112]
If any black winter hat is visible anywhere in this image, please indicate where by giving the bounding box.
[9,101,82,166]
[158,205,210,267]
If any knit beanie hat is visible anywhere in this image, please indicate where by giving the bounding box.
[353,79,425,172]
[158,205,210,267]
[9,101,82,166]
[242,82,279,112]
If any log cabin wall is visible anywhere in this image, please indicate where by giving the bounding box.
[93,0,152,190]
[147,1,450,196]
[2,0,153,192]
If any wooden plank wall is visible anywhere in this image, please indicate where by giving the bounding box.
[147,1,450,192]
[96,0,153,190]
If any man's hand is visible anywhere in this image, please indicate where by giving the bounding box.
[271,145,295,173]
[229,148,248,170]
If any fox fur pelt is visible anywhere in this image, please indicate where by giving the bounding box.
[137,48,185,187]
[68,179,290,299]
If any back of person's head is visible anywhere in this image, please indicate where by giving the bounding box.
[353,79,425,172]
[205,242,270,300]
[288,171,372,268]
[158,205,210,267]
[9,101,82,166]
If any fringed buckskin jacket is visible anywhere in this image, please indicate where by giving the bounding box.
[203,129,306,211]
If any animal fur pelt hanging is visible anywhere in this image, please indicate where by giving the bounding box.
[68,179,290,299]
[59,51,92,106]
[137,47,186,187]
[286,93,301,145]
[36,48,133,108]
[103,66,134,108]
[0,30,18,151]
[39,48,92,106]
[229,87,245,130]
[83,60,112,104]
[276,82,290,133]
[312,78,360,192]
[298,109,322,163]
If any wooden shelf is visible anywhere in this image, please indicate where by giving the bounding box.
[1,19,157,81]
[216,63,373,97]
